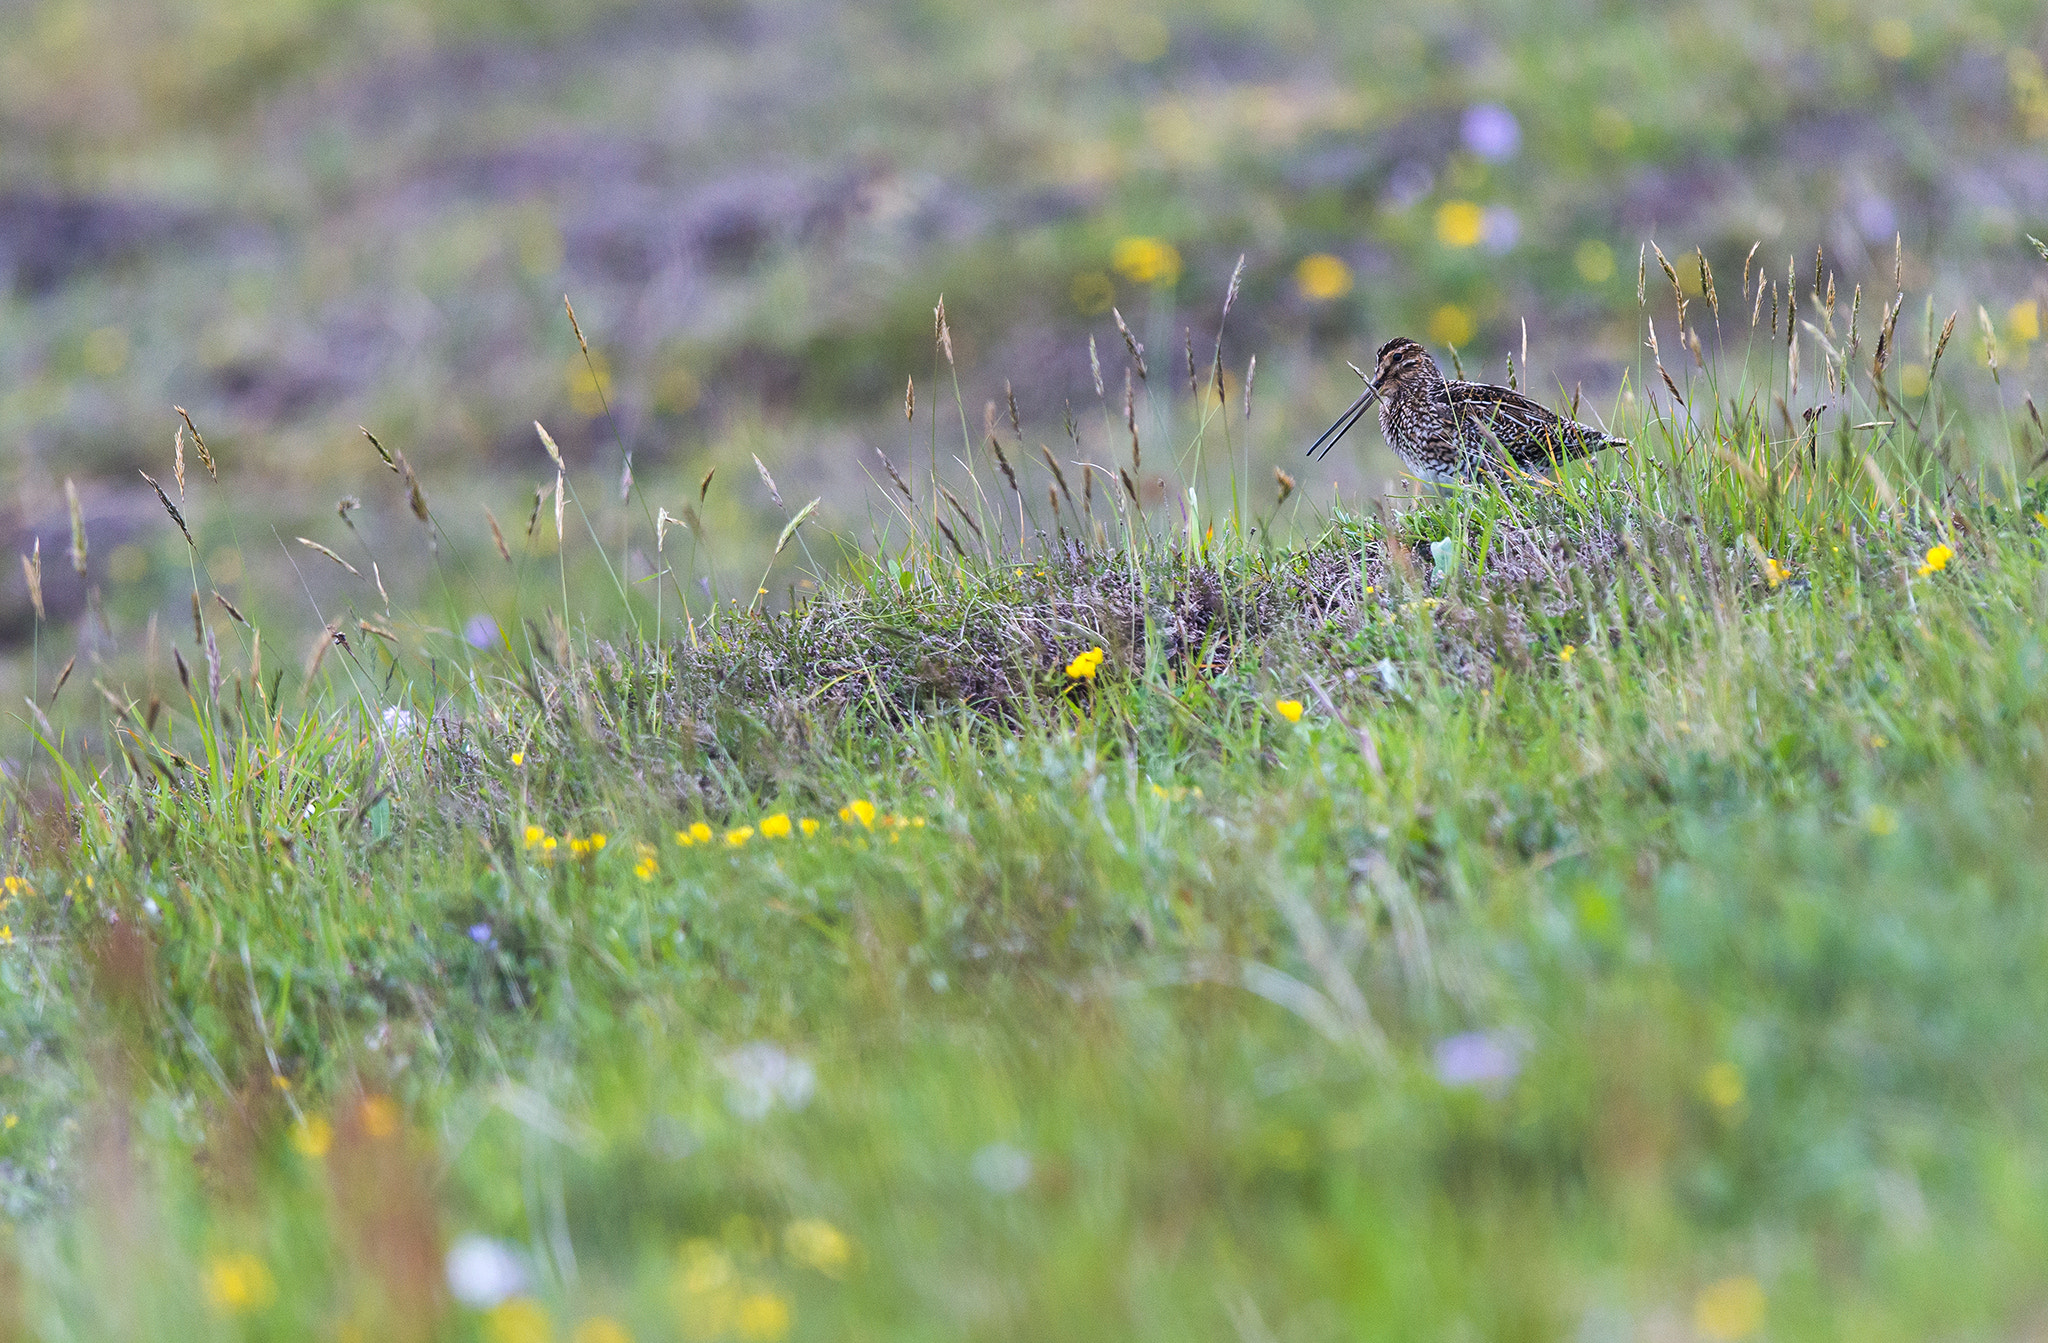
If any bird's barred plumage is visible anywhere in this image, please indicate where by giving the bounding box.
[1308,337,1624,483]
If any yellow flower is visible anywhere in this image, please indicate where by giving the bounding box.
[1866,804,1900,836]
[725,826,755,847]
[760,813,793,839]
[2010,299,2040,343]
[784,1218,852,1277]
[485,1297,553,1343]
[635,842,660,881]
[840,799,877,829]
[1693,1275,1766,1342]
[799,817,819,836]
[523,825,545,849]
[1110,236,1182,287]
[1273,698,1304,722]
[202,1253,276,1313]
[569,837,591,858]
[510,752,524,766]
[1434,200,1484,249]
[359,1095,400,1140]
[572,1318,634,1343]
[291,1115,332,1158]
[591,833,607,851]
[676,821,713,847]
[1559,644,1575,664]
[1917,543,1953,575]
[2,876,28,897]
[1427,303,1475,347]
[1294,253,1353,301]
[1701,1061,1744,1110]
[1065,646,1106,680]
[0,926,11,946]
[734,1291,793,1341]
[1762,556,1789,588]
[2,1113,14,1131]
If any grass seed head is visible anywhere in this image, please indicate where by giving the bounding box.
[174,406,214,478]
[21,540,43,622]
[64,478,85,576]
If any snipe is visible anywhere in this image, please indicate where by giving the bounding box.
[1308,337,1624,483]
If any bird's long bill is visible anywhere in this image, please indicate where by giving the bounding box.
[1306,384,1380,461]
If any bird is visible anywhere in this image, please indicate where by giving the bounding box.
[1307,337,1624,483]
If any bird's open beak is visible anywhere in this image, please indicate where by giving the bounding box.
[1306,378,1381,461]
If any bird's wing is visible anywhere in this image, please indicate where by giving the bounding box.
[1449,382,1615,460]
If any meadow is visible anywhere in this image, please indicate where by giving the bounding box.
[7,240,2048,1339]
[7,0,2048,1339]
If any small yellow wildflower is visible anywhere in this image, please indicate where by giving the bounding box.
[1294,253,1353,301]
[1559,644,1576,664]
[1434,199,1484,249]
[2,876,28,897]
[1693,1275,1766,1342]
[542,836,558,855]
[2,1113,17,1131]
[510,752,524,766]
[1110,236,1182,287]
[202,1253,276,1313]
[799,817,820,836]
[1762,556,1789,588]
[523,825,545,849]
[569,837,592,858]
[635,843,660,881]
[484,1297,552,1343]
[734,1291,793,1341]
[840,799,877,829]
[0,926,11,946]
[590,833,607,851]
[1065,646,1106,680]
[291,1115,332,1158]
[1701,1061,1744,1110]
[1427,303,1475,347]
[1273,698,1304,722]
[359,1095,400,1140]
[1917,542,1953,576]
[572,1318,634,1343]
[676,821,713,847]
[725,826,755,847]
[760,814,793,839]
[784,1218,852,1276]
[1866,805,1900,836]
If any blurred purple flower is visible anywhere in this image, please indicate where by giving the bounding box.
[1854,196,1898,244]
[1461,104,1521,162]
[469,923,493,945]
[1482,206,1521,253]
[465,613,500,650]
[1434,1030,1522,1088]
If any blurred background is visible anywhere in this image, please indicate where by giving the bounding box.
[2,0,2046,718]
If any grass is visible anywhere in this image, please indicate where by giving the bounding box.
[7,250,2048,1343]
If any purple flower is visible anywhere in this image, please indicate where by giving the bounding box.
[469,923,493,945]
[464,614,500,650]
[1434,1031,1522,1088]
[1461,104,1521,162]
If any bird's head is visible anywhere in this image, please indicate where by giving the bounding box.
[1307,336,1441,461]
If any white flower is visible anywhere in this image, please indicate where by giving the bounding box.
[445,1234,526,1308]
[970,1142,1033,1195]
[719,1042,815,1121]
